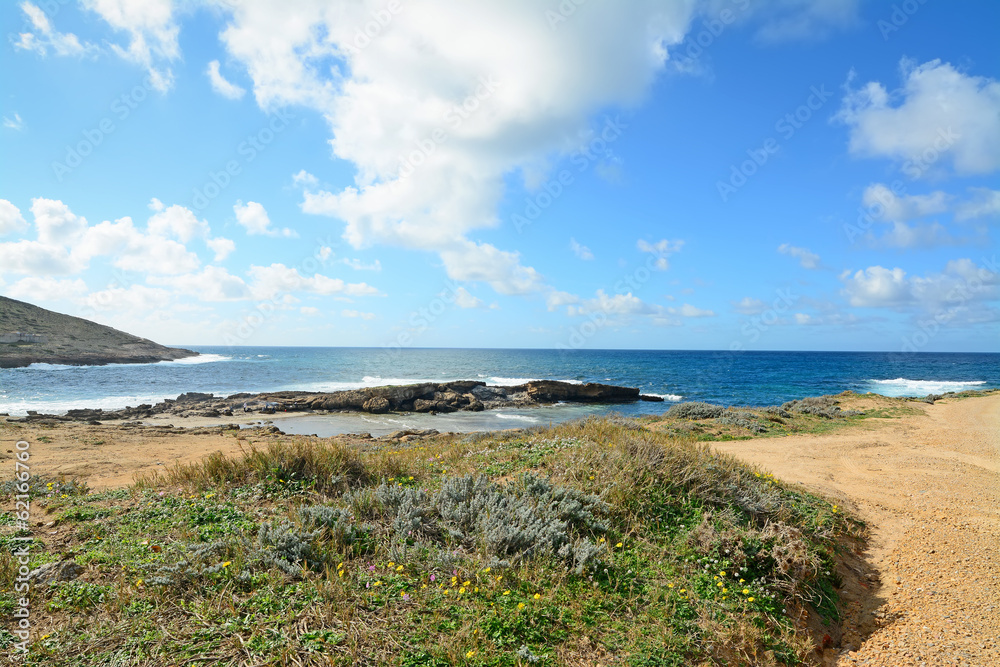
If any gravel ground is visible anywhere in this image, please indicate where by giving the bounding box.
[713,393,1000,666]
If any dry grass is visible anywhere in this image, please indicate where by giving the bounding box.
[5,418,865,666]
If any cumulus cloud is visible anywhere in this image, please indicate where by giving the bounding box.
[861,183,950,222]
[637,238,684,270]
[14,2,96,57]
[233,201,297,237]
[4,276,88,302]
[83,284,173,312]
[215,1,696,295]
[837,59,1000,176]
[569,238,594,260]
[81,0,180,91]
[149,266,251,302]
[32,197,88,245]
[454,287,484,309]
[206,60,246,99]
[247,263,379,300]
[148,204,210,242]
[841,260,999,310]
[206,237,236,261]
[955,188,1000,222]
[777,243,821,269]
[0,200,27,235]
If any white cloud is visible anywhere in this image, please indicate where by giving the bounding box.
[672,303,715,318]
[149,266,251,302]
[206,60,246,100]
[546,290,580,312]
[0,241,77,275]
[570,238,594,260]
[454,287,484,309]
[113,234,200,275]
[233,200,297,237]
[0,200,27,235]
[83,285,172,312]
[732,297,766,315]
[247,263,379,300]
[875,221,960,249]
[841,260,999,310]
[794,313,813,325]
[777,243,821,269]
[2,113,25,131]
[955,188,1000,221]
[217,2,696,296]
[292,170,318,187]
[206,237,236,261]
[438,241,544,295]
[81,0,180,91]
[862,183,950,222]
[637,238,683,270]
[4,276,88,301]
[148,197,165,212]
[341,309,376,320]
[837,59,1000,176]
[14,2,96,57]
[147,204,210,242]
[300,306,320,316]
[32,197,88,245]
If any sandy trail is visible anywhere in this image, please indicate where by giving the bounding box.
[712,395,1000,667]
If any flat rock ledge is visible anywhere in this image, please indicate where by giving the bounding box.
[7,380,664,423]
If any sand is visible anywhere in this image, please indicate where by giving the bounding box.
[711,394,1000,667]
[1,392,997,665]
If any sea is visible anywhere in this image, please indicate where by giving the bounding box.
[1,348,996,437]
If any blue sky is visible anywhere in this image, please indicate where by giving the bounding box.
[1,0,998,352]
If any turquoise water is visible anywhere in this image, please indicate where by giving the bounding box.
[1,348,996,434]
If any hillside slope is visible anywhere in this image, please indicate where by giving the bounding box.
[0,296,197,368]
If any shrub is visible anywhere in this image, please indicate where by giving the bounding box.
[665,402,725,420]
[782,396,863,419]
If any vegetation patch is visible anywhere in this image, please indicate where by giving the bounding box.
[4,419,866,666]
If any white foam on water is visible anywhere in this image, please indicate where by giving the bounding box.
[487,377,583,386]
[159,354,232,365]
[647,393,684,402]
[867,378,986,397]
[494,412,541,423]
[0,394,169,416]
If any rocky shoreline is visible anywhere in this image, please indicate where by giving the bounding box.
[7,380,664,424]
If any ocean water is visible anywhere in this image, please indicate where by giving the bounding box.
[1,348,996,435]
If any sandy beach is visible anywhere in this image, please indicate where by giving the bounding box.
[2,391,997,665]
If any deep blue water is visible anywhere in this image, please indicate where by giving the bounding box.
[2,348,996,424]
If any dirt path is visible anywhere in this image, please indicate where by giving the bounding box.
[712,395,1000,667]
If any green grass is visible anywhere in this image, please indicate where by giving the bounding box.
[5,418,866,666]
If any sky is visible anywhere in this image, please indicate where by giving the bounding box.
[1,0,998,352]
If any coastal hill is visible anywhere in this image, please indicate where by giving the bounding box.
[0,295,197,368]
